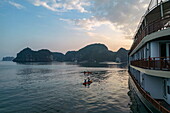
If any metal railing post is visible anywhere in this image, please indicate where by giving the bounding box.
[160,58,163,70]
[153,58,155,69]
[148,56,151,69]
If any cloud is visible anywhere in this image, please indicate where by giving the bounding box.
[30,0,152,39]
[29,0,90,13]
[74,17,107,30]
[66,0,150,39]
[87,32,110,40]
[75,17,125,33]
[87,0,150,37]
[8,1,25,9]
[59,18,73,24]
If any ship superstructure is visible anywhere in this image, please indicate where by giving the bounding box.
[128,0,170,112]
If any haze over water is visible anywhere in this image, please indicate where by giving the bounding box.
[0,61,149,113]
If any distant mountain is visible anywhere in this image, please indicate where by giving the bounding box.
[65,51,77,62]
[13,44,128,63]
[2,56,15,61]
[65,44,116,62]
[52,52,65,62]
[115,48,129,63]
[13,48,53,62]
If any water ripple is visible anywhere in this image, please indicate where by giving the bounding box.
[0,62,150,113]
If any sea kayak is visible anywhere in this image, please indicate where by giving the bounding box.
[83,80,92,85]
[83,72,92,74]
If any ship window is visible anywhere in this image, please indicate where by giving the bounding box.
[160,43,166,57]
[168,86,170,94]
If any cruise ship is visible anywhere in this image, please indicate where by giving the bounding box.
[128,0,170,112]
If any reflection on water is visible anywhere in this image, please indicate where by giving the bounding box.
[17,61,128,69]
[0,61,148,113]
[79,62,128,68]
[128,78,150,113]
[16,62,53,65]
[83,71,109,83]
[17,68,53,75]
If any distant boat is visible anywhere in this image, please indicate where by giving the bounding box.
[128,0,170,112]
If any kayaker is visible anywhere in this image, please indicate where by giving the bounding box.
[87,77,90,82]
[84,71,86,75]
[84,79,87,83]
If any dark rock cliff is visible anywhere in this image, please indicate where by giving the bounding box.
[13,44,129,63]
[13,48,53,62]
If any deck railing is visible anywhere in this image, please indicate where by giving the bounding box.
[129,1,170,55]
[129,71,170,113]
[129,16,170,54]
[131,57,170,71]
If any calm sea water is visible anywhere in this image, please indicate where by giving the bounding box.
[0,61,149,113]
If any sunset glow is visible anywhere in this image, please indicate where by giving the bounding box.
[0,0,150,58]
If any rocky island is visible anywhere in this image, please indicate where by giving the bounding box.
[13,43,128,63]
[2,57,15,61]
[13,48,53,62]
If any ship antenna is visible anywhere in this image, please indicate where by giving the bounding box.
[148,0,153,11]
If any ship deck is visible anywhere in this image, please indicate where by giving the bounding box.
[129,71,170,113]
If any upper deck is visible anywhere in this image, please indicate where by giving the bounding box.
[129,0,170,55]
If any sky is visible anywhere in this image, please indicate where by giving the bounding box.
[0,0,151,59]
